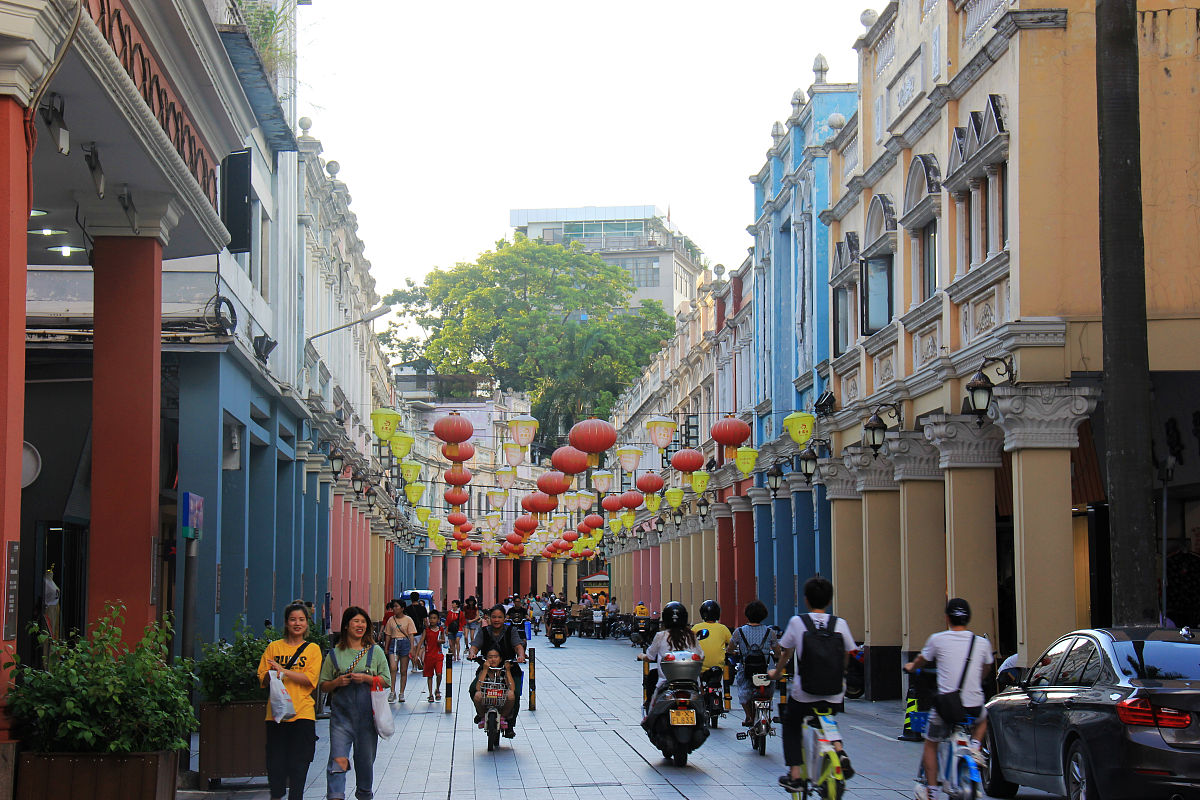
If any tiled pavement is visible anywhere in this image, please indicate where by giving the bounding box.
[181,634,1057,799]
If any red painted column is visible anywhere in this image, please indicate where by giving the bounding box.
[649,546,662,613]
[518,557,532,598]
[730,496,756,620]
[340,496,351,607]
[497,558,514,602]
[89,236,163,636]
[481,556,496,606]
[445,553,462,608]
[0,98,27,677]
[714,504,737,627]
[429,553,444,609]
[330,494,342,607]
[463,552,478,602]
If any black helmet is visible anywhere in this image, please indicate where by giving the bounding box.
[946,597,971,624]
[661,601,689,628]
[699,599,721,622]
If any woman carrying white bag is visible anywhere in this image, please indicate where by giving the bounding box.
[257,603,323,800]
[318,607,392,800]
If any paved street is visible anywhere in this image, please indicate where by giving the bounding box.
[182,633,1058,800]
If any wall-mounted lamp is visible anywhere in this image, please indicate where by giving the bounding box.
[965,355,1016,426]
[863,402,902,457]
[329,450,345,475]
[82,142,105,198]
[696,496,710,521]
[40,93,69,155]
[766,462,785,498]
[799,438,832,484]
[654,517,665,535]
[351,473,364,494]
[671,508,684,527]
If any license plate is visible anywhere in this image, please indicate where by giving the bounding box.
[486,689,503,698]
[669,708,697,726]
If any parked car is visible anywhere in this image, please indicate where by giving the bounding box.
[983,627,1200,800]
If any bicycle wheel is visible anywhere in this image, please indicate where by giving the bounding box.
[486,715,500,751]
[819,753,846,799]
[956,756,981,800]
[754,730,767,756]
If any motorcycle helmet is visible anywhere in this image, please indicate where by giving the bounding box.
[661,601,689,628]
[699,599,721,622]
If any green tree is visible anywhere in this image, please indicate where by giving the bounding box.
[379,237,674,444]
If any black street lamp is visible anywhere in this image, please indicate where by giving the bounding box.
[696,496,710,521]
[671,508,684,527]
[329,450,345,475]
[766,462,784,498]
[863,402,902,457]
[965,355,1015,425]
[351,473,364,494]
[654,517,666,535]
[798,437,831,484]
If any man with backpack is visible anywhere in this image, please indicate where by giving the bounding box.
[769,576,858,792]
[727,599,781,726]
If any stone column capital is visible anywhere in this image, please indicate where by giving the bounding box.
[710,502,733,519]
[82,193,183,247]
[0,0,77,105]
[746,487,773,506]
[816,458,858,500]
[923,413,1004,469]
[727,496,751,514]
[883,431,943,481]
[785,473,813,494]
[988,385,1100,450]
[843,444,899,492]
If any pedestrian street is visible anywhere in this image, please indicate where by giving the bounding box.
[182,633,1058,800]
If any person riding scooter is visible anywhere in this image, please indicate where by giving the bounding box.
[546,600,569,646]
[637,601,709,766]
[692,599,731,726]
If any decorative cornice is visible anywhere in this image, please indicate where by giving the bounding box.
[989,384,1100,451]
[994,317,1067,350]
[844,445,900,492]
[0,0,75,105]
[992,9,1069,39]
[816,458,858,500]
[746,487,773,507]
[923,413,1004,469]
[945,250,1010,305]
[785,473,813,495]
[899,291,945,333]
[711,502,733,520]
[862,322,899,357]
[882,431,942,481]
[727,496,751,514]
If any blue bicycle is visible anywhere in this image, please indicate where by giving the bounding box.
[909,712,983,800]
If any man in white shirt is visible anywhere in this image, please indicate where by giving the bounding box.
[904,598,994,800]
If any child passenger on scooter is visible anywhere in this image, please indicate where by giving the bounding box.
[472,648,515,726]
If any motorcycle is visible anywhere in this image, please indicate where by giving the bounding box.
[547,615,568,647]
[641,650,710,767]
[474,658,516,751]
[630,616,660,648]
[700,665,726,729]
[736,672,776,755]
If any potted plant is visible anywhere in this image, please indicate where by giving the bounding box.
[5,604,195,800]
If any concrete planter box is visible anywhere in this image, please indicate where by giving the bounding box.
[17,749,178,800]
[198,701,267,787]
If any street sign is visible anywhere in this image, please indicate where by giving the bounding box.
[182,491,204,540]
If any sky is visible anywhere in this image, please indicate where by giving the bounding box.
[294,1,879,299]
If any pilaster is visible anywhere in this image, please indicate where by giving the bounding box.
[816,458,858,500]
[923,414,1004,469]
[988,384,1101,451]
[882,431,942,481]
[843,445,899,492]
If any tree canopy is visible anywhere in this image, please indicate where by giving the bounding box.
[379,236,675,447]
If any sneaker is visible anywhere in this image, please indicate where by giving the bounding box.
[502,728,516,738]
[778,775,804,792]
[398,695,405,703]
[838,753,854,780]
[387,692,396,703]
[913,782,931,800]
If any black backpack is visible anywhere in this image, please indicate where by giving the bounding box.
[736,626,771,675]
[797,614,845,696]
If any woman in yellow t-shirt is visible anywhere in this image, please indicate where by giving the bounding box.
[256,602,323,800]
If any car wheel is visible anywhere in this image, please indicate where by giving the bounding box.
[982,730,1019,799]
[1066,740,1101,800]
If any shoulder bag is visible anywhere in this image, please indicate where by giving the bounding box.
[933,634,976,725]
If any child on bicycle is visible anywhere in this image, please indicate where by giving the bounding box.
[472,647,515,725]
[770,576,858,792]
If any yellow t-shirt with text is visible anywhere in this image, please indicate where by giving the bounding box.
[692,622,732,670]
[257,639,323,722]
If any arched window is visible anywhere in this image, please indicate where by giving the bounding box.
[831,232,860,356]
[901,154,942,303]
[861,195,897,335]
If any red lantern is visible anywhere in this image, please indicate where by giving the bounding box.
[459,522,474,534]
[529,492,557,514]
[671,448,705,474]
[520,494,536,513]
[711,415,752,459]
[458,540,470,552]
[568,418,617,467]
[584,513,604,530]
[536,471,571,496]
[452,529,468,541]
[506,532,523,545]
[444,466,472,486]
[601,494,623,513]
[470,542,483,552]
[433,412,474,444]
[442,442,476,462]
[636,472,665,494]
[514,515,538,534]
[500,542,514,555]
[576,523,591,535]
[444,487,469,508]
[581,549,594,559]
[514,545,525,557]
[563,530,579,543]
[550,446,590,475]
[620,490,644,509]
[554,538,569,551]
[447,511,467,527]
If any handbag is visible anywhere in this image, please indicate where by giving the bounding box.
[370,674,395,738]
[933,634,976,725]
[267,641,312,723]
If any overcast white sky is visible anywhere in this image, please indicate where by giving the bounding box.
[295,1,879,298]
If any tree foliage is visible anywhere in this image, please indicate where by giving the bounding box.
[378,236,674,444]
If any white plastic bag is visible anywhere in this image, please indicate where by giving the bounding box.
[370,677,394,738]
[268,671,296,723]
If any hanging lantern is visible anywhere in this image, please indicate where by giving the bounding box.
[405,482,426,505]
[444,465,472,486]
[444,487,469,509]
[433,411,473,443]
[616,446,644,473]
[563,530,580,543]
[452,528,468,541]
[551,445,589,476]
[459,522,474,534]
[442,442,476,463]
[636,472,665,494]
[645,493,662,514]
[426,517,442,536]
[620,490,644,510]
[508,414,539,448]
[505,531,524,546]
[735,445,759,476]
[645,415,678,452]
[416,507,431,524]
[550,514,569,534]
[486,489,508,510]
[664,487,684,509]
[782,411,817,447]
[576,490,595,511]
[370,407,403,440]
[495,466,517,491]
[568,418,617,467]
[608,517,624,533]
[601,494,623,513]
[562,491,579,512]
[620,509,636,528]
[484,512,502,532]
[447,511,468,527]
[503,442,524,467]
[400,460,422,483]
[671,448,705,475]
[711,414,752,459]
[514,515,538,534]
[691,471,711,495]
[470,542,483,552]
[537,471,571,497]
[389,431,415,459]
[582,548,594,559]
[528,492,557,515]
[592,470,614,495]
[584,513,605,530]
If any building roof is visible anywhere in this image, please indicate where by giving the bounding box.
[510,206,664,226]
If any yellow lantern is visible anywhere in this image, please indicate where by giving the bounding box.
[691,471,711,495]
[735,445,759,476]
[400,460,422,483]
[389,431,415,459]
[576,490,595,510]
[416,507,431,524]
[664,486,684,509]
[782,411,816,447]
[508,414,540,448]
[620,509,636,528]
[405,482,426,505]
[503,442,524,467]
[484,512,502,532]
[616,447,643,473]
[644,493,662,514]
[550,514,568,534]
[370,407,402,440]
[495,466,517,491]
[592,470,614,495]
[486,489,508,510]
[427,516,442,536]
[608,517,624,533]
[645,415,678,452]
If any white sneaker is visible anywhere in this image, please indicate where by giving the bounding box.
[913,783,931,800]
[387,692,396,703]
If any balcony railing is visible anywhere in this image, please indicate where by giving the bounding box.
[842,132,860,177]
[963,0,1009,43]
[873,19,897,77]
[541,232,691,257]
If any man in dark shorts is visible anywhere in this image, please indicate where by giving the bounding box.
[467,605,527,737]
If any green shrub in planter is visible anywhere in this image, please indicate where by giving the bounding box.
[4,604,195,753]
[196,614,331,704]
